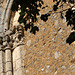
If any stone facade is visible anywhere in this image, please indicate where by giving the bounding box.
[0,24,25,75]
[0,0,75,75]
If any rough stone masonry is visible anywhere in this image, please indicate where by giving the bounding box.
[0,0,75,75]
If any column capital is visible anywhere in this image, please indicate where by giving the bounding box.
[0,25,25,50]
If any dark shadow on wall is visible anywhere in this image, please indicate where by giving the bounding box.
[40,0,75,44]
[11,0,75,44]
[11,0,44,34]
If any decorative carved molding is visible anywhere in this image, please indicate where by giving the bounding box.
[0,25,25,50]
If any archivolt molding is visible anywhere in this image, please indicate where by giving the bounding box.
[0,0,25,50]
[1,0,14,32]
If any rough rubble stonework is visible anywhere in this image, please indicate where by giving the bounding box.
[0,0,75,75]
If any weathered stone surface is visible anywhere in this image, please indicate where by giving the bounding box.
[55,20,58,25]
[13,46,22,61]
[13,45,24,74]
[5,50,11,62]
[0,63,4,73]
[0,0,75,75]
[6,62,12,72]
[55,52,62,59]
[0,50,5,75]
[0,51,3,62]
[26,40,31,46]
[15,67,24,75]
[16,58,22,69]
[6,71,12,75]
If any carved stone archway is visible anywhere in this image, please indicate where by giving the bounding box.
[0,0,25,75]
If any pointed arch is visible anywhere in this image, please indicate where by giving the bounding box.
[1,0,14,32]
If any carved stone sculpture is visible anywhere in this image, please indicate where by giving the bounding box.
[16,25,24,41]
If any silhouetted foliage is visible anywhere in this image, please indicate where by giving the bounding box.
[11,0,44,34]
[53,0,60,11]
[41,14,50,22]
[12,0,75,44]
[53,0,75,44]
[40,0,75,44]
[65,8,75,29]
[66,32,75,44]
[30,26,39,34]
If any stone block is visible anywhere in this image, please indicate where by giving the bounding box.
[13,45,24,62]
[0,51,2,62]
[6,62,12,72]
[16,58,22,69]
[6,71,12,75]
[0,51,5,64]
[55,20,58,25]
[15,67,24,75]
[55,51,62,59]
[0,25,3,33]
[0,63,4,73]
[5,50,11,62]
[26,40,31,46]
[13,50,17,62]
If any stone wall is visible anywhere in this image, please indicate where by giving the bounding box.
[22,0,75,75]
[0,0,75,75]
[0,0,4,36]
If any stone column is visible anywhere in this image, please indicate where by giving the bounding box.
[0,37,5,75]
[2,35,13,75]
[12,25,25,75]
[0,25,25,75]
[0,50,5,75]
[4,0,14,31]
[13,45,24,75]
[5,46,12,75]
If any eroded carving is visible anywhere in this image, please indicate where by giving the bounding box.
[16,25,24,40]
[2,35,11,48]
[0,25,24,50]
